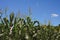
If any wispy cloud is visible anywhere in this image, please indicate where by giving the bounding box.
[51,13,59,17]
[36,2,39,7]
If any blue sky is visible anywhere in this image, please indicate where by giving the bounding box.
[0,0,60,26]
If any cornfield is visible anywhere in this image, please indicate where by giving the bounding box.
[0,11,60,40]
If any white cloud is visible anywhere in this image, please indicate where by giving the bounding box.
[51,13,59,17]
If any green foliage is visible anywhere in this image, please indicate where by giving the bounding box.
[0,11,60,40]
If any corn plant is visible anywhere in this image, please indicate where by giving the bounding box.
[0,10,60,40]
